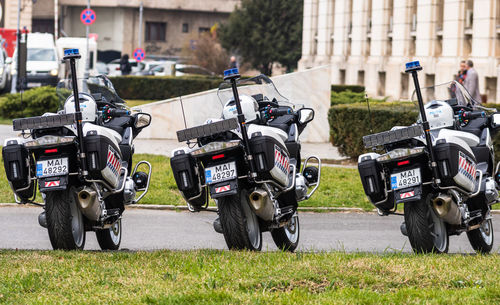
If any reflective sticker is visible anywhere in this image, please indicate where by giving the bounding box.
[274,145,289,174]
[106,146,122,178]
[44,180,60,187]
[215,185,230,193]
[458,152,476,182]
[400,191,415,199]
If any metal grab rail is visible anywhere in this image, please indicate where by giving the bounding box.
[132,161,152,204]
[302,155,321,200]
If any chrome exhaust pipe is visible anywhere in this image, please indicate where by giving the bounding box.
[432,193,461,225]
[77,187,102,221]
[248,188,274,221]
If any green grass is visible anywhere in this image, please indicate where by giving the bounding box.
[0,250,499,304]
[126,99,158,108]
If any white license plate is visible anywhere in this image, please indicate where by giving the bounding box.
[27,82,41,88]
[36,158,69,178]
[205,161,237,184]
[391,168,421,190]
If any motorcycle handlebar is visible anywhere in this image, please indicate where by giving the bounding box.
[268,107,292,117]
[105,108,130,118]
[462,111,485,120]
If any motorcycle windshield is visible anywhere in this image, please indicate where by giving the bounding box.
[56,75,125,110]
[410,80,476,108]
[217,75,295,108]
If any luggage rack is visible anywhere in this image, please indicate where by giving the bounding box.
[176,118,239,142]
[13,113,76,131]
[363,125,423,148]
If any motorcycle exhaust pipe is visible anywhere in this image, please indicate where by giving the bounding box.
[432,193,461,225]
[77,187,102,221]
[248,188,274,221]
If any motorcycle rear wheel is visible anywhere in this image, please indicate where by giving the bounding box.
[404,192,449,254]
[467,218,494,254]
[271,213,300,252]
[96,219,122,250]
[45,188,86,250]
[218,189,262,251]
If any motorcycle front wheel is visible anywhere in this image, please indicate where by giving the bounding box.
[96,219,122,250]
[45,188,86,250]
[218,189,262,251]
[271,213,300,252]
[404,192,449,254]
[467,218,494,254]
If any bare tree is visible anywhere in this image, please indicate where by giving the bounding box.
[184,32,230,75]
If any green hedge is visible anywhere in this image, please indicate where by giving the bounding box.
[331,84,365,93]
[109,76,223,100]
[0,86,59,119]
[328,102,419,158]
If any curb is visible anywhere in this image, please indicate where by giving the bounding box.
[1,202,499,214]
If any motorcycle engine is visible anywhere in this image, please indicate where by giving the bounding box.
[123,177,136,205]
[295,173,308,201]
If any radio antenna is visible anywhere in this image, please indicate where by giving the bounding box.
[365,93,374,134]
[179,95,188,130]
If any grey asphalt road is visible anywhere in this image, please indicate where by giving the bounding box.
[0,206,498,253]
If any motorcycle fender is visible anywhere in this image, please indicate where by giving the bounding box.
[209,179,238,199]
[394,185,422,204]
[39,175,69,192]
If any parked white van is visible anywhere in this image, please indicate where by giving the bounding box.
[56,37,98,79]
[25,33,59,87]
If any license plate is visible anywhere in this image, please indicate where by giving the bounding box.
[27,82,41,88]
[36,158,69,178]
[205,161,236,184]
[391,168,421,190]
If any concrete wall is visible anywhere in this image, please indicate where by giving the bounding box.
[135,65,332,143]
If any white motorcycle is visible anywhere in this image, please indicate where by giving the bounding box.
[170,69,321,251]
[2,49,152,250]
[358,61,499,253]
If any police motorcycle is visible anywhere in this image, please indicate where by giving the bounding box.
[2,49,152,250]
[170,69,320,251]
[358,61,499,253]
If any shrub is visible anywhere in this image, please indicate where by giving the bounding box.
[331,84,365,93]
[109,76,223,100]
[0,86,59,119]
[328,101,419,158]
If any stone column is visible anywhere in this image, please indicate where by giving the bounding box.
[299,0,318,70]
[315,0,334,64]
[330,0,349,83]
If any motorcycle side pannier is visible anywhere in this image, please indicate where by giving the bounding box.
[170,151,204,199]
[3,143,30,184]
[434,141,477,192]
[358,157,394,210]
[249,134,289,187]
[84,135,123,188]
[2,142,35,200]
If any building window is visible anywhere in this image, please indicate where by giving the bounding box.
[198,27,210,33]
[32,18,55,34]
[182,23,189,33]
[146,22,166,42]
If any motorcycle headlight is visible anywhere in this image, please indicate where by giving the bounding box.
[191,140,240,156]
[376,147,425,162]
[24,135,75,148]
[50,69,58,76]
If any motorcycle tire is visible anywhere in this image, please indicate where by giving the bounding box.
[467,218,494,254]
[45,188,86,250]
[218,189,262,251]
[404,192,449,254]
[96,219,122,250]
[271,213,300,252]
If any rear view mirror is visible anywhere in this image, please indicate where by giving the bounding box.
[298,108,314,125]
[492,113,500,127]
[135,113,151,129]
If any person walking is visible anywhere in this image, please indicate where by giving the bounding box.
[120,54,132,76]
[463,59,481,104]
[456,60,467,85]
[229,56,238,69]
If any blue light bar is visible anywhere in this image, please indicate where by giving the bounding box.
[224,68,239,77]
[405,61,420,70]
[64,48,80,56]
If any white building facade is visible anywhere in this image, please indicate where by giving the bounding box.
[299,0,500,103]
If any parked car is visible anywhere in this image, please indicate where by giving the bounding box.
[0,46,12,93]
[96,61,109,75]
[175,64,215,77]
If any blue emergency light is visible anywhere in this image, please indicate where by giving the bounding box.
[224,68,239,77]
[405,61,422,73]
[64,49,80,56]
